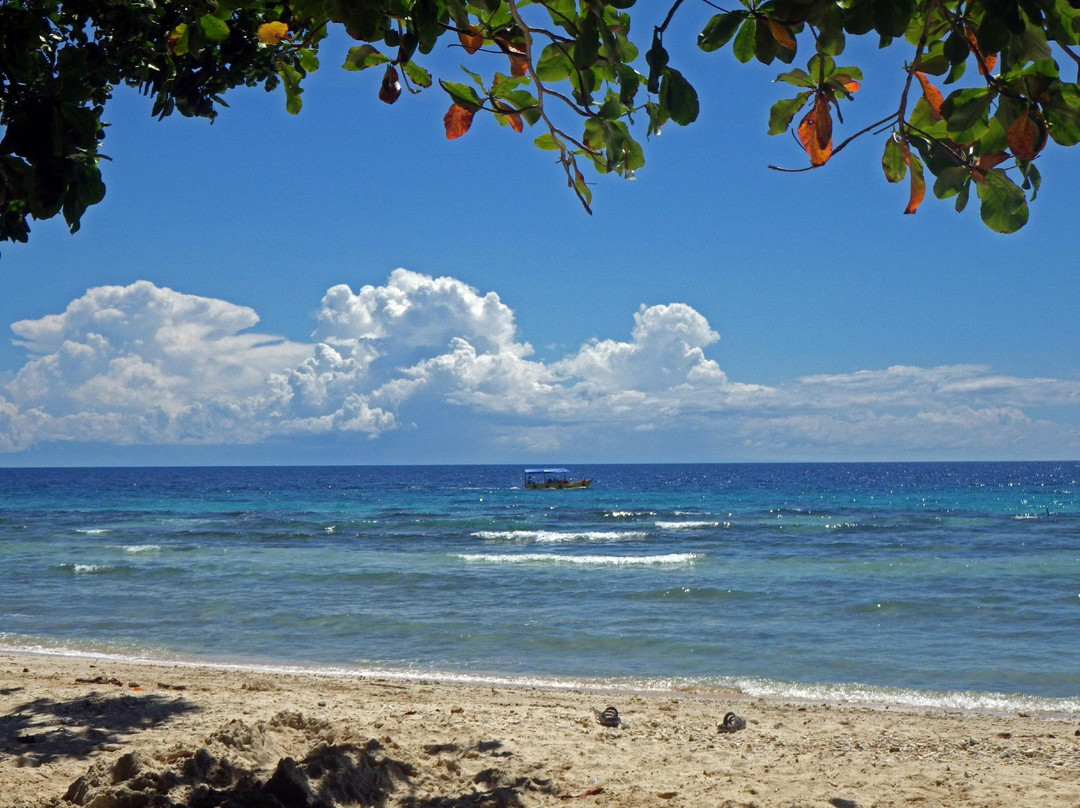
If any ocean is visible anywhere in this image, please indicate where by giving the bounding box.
[1,463,1077,714]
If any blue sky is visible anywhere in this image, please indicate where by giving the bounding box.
[2,13,1079,465]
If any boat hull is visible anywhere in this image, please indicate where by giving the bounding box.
[524,478,592,490]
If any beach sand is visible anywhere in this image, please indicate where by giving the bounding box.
[2,651,1078,807]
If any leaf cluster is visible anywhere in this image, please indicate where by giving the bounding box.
[2,0,1080,240]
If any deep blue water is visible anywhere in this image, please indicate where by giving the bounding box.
[1,463,1078,711]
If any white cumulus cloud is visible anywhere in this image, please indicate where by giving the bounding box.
[2,272,1078,460]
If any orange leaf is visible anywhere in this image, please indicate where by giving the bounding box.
[493,31,529,77]
[905,168,925,214]
[444,103,475,139]
[767,19,797,50]
[965,31,997,76]
[493,100,524,133]
[796,97,832,166]
[913,71,943,120]
[894,139,928,214]
[1006,110,1043,161]
[842,79,861,94]
[258,21,289,45]
[899,139,925,215]
[458,26,483,55]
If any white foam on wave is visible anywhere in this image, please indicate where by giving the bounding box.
[655,520,723,529]
[472,530,649,543]
[607,510,657,518]
[454,552,702,566]
[69,563,116,574]
[124,544,162,553]
[75,528,109,535]
[730,676,1080,716]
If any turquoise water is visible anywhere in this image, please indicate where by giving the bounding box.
[1,463,1078,712]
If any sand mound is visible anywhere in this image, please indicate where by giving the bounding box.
[61,736,416,808]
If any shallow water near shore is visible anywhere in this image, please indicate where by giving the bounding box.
[2,462,1078,713]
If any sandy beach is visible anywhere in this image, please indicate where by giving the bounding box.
[2,652,1078,807]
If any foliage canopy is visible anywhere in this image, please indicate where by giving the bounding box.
[2,0,1079,241]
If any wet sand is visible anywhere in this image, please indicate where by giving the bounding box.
[2,651,1078,807]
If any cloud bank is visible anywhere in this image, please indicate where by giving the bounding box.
[2,271,1078,460]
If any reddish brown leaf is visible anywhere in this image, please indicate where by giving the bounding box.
[1006,110,1044,161]
[796,96,832,166]
[767,18,797,50]
[458,26,483,55]
[378,65,401,104]
[913,71,944,120]
[976,151,1009,171]
[813,93,832,150]
[444,103,475,139]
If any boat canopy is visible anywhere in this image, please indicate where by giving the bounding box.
[524,468,570,474]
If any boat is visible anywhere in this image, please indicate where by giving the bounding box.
[523,468,593,489]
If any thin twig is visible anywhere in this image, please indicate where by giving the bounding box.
[768,114,898,171]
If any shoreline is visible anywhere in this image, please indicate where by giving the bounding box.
[3,650,1079,807]
[3,643,1079,721]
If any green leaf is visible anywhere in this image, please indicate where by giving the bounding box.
[698,12,746,52]
[400,60,432,88]
[171,24,190,56]
[943,31,969,64]
[732,19,757,63]
[873,0,915,38]
[975,14,1011,55]
[768,91,811,134]
[806,53,836,80]
[775,68,815,88]
[617,64,641,106]
[198,14,230,43]
[1020,162,1041,199]
[505,89,541,125]
[490,74,531,98]
[816,4,846,56]
[1009,26,1052,63]
[881,134,907,182]
[343,45,390,71]
[941,87,994,142]
[753,17,778,65]
[297,48,319,74]
[439,80,483,111]
[646,31,669,92]
[976,169,1029,232]
[659,67,699,126]
[279,64,303,115]
[932,165,969,199]
[534,133,561,151]
[1044,88,1080,145]
[955,180,971,212]
[537,44,573,82]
